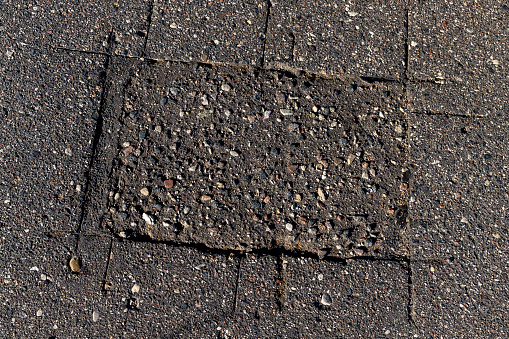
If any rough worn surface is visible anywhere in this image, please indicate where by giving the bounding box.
[91,59,408,258]
[0,43,105,233]
[0,1,152,55]
[266,0,407,77]
[147,0,267,65]
[106,241,239,337]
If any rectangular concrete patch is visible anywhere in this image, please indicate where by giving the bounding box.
[87,58,408,258]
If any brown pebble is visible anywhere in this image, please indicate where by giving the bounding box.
[201,195,211,202]
[263,196,270,203]
[288,164,298,173]
[164,179,174,188]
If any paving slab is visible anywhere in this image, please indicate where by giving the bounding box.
[0,234,120,337]
[86,57,408,258]
[408,1,509,115]
[407,80,509,116]
[0,43,106,233]
[105,240,239,337]
[265,0,407,77]
[0,0,152,56]
[147,0,267,65]
[409,113,509,336]
[232,254,410,337]
[231,254,283,337]
[283,257,409,337]
[409,113,509,260]
[412,259,509,337]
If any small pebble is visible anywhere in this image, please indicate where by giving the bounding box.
[92,310,99,322]
[164,179,174,188]
[69,257,81,272]
[132,284,140,293]
[321,293,332,306]
[142,213,154,225]
[36,309,43,317]
[230,150,239,157]
[285,223,293,231]
[140,187,150,196]
[201,195,211,202]
[221,83,231,92]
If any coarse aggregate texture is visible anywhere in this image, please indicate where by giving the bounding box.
[0,0,152,56]
[265,0,407,77]
[105,240,239,337]
[88,58,409,258]
[0,43,106,233]
[231,254,410,338]
[408,0,509,116]
[147,0,267,65]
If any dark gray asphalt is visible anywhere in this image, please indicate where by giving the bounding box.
[0,0,508,338]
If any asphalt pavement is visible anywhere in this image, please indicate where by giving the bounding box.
[0,1,508,338]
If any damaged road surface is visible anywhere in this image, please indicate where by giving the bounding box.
[88,59,408,258]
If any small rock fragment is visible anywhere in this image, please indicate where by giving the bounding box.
[287,164,298,173]
[132,284,140,293]
[285,223,293,231]
[221,83,231,92]
[201,195,212,202]
[164,179,174,188]
[142,213,154,225]
[280,109,293,116]
[321,293,332,306]
[140,187,150,196]
[69,256,81,273]
[92,310,99,322]
[347,154,356,165]
[317,188,326,202]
